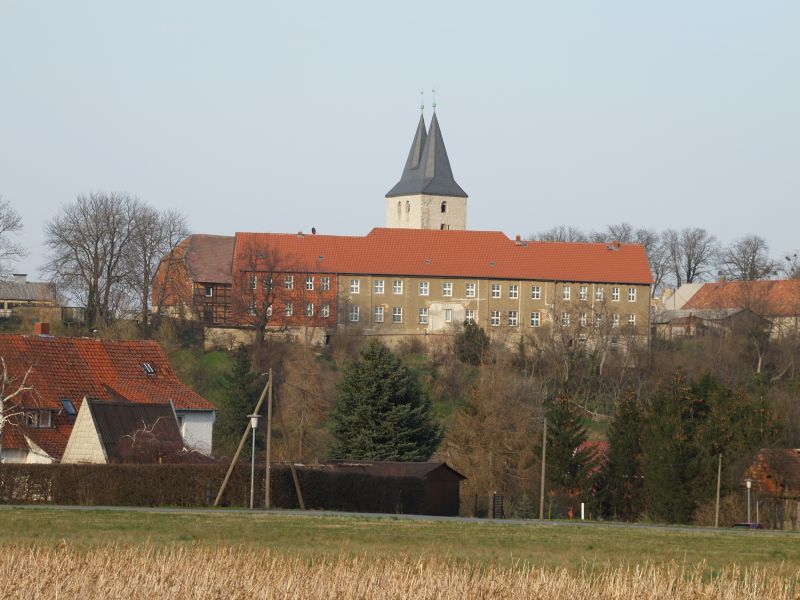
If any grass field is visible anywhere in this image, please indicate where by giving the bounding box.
[0,507,797,571]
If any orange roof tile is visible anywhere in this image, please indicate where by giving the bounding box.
[683,280,800,317]
[230,228,653,285]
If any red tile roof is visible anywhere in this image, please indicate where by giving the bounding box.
[231,228,653,285]
[0,334,214,458]
[683,280,800,317]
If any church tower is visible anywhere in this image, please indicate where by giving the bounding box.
[385,111,468,230]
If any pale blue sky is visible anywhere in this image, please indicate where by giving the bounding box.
[1,1,798,275]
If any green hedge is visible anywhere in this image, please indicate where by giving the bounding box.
[0,464,427,514]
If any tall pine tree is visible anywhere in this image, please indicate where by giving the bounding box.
[545,397,593,496]
[606,391,645,520]
[329,340,442,461]
[215,345,262,455]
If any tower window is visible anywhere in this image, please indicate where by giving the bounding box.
[397,201,401,218]
[406,201,410,213]
[441,201,447,213]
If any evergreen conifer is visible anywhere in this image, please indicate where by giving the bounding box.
[216,345,262,455]
[329,339,442,461]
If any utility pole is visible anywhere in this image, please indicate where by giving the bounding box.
[213,374,270,507]
[539,417,547,520]
[714,453,722,528]
[264,369,273,510]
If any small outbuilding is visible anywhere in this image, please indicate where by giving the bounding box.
[325,460,466,516]
[743,448,800,530]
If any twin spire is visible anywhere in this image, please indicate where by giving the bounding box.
[385,111,468,199]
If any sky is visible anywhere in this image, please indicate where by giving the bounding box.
[1,1,798,276]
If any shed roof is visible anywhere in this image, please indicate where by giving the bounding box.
[0,279,57,303]
[326,460,466,480]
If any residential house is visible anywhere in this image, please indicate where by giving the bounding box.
[744,448,800,530]
[0,331,215,463]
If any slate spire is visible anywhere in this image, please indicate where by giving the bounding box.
[386,112,467,198]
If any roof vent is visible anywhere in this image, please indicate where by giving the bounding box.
[606,240,621,251]
[297,231,304,238]
[424,258,432,265]
[489,261,496,267]
[142,362,156,375]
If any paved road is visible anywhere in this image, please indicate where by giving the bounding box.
[1,504,792,536]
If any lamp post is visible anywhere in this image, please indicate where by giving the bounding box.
[746,478,753,524]
[248,413,261,509]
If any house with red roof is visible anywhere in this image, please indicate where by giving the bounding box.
[154,111,653,349]
[0,330,215,463]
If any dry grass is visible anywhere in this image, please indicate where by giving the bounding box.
[1,544,798,599]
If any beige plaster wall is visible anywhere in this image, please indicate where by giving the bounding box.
[385,194,467,230]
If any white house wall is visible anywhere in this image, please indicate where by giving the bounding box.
[177,410,215,455]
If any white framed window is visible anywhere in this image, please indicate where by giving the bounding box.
[374,306,384,323]
[491,283,501,298]
[530,311,541,327]
[465,282,476,298]
[320,277,330,291]
[562,286,571,301]
[350,279,360,294]
[392,307,403,323]
[442,282,453,297]
[595,287,604,301]
[490,310,501,326]
[612,313,620,328]
[562,312,570,326]
[266,305,273,317]
[305,276,314,291]
[628,287,637,302]
[508,284,518,299]
[37,411,52,428]
[248,274,257,289]
[418,308,429,324]
[627,314,636,327]
[578,334,588,344]
[579,286,588,301]
[444,308,453,323]
[285,302,293,317]
[508,310,518,326]
[595,314,603,327]
[419,281,429,296]
[579,313,588,327]
[263,276,274,291]
[285,275,294,290]
[204,285,213,298]
[349,305,360,322]
[321,303,330,318]
[465,309,475,323]
[248,302,256,317]
[374,280,384,294]
[305,303,314,317]
[612,287,620,302]
[531,285,541,300]
[393,280,403,295]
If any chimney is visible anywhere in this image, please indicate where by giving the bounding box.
[13,274,26,284]
[514,234,527,247]
[34,322,50,336]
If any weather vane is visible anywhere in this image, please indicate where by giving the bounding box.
[431,88,437,111]
[419,89,424,112]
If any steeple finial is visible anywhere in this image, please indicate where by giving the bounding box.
[431,88,437,112]
[419,89,424,112]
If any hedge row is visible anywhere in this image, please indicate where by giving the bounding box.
[0,464,427,514]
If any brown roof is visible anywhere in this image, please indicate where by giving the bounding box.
[0,334,214,458]
[683,280,800,317]
[0,279,57,303]
[229,228,653,285]
[85,400,184,463]
[326,460,466,480]
[185,234,235,284]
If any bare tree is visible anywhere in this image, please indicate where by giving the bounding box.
[0,358,35,461]
[662,227,717,286]
[0,197,27,278]
[717,235,778,281]
[42,192,142,328]
[781,251,800,280]
[126,208,190,333]
[530,225,588,243]
[591,223,668,295]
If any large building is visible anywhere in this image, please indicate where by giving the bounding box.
[155,112,653,348]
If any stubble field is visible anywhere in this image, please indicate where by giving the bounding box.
[0,507,797,598]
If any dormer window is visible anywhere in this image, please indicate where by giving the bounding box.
[142,362,156,375]
[60,398,77,417]
[25,410,52,428]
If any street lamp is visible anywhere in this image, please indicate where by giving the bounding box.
[248,413,261,509]
[745,478,753,524]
